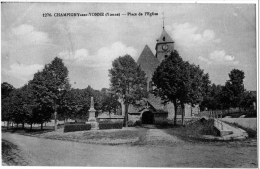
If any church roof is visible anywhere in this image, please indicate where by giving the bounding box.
[157,28,174,44]
[145,94,168,112]
[137,45,160,78]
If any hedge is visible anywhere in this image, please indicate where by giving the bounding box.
[64,123,91,132]
[128,120,142,127]
[99,121,123,130]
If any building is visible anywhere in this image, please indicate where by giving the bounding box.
[123,27,200,125]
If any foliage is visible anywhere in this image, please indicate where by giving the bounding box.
[152,50,210,125]
[100,88,120,116]
[221,69,245,110]
[200,119,219,136]
[8,88,27,125]
[63,86,103,120]
[1,82,15,123]
[99,121,123,129]
[1,82,15,99]
[29,57,70,126]
[109,54,148,126]
[2,97,11,122]
[64,123,91,132]
[239,91,256,110]
[200,83,223,111]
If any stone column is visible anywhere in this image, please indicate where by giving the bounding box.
[86,97,99,129]
[88,97,96,122]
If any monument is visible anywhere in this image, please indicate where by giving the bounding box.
[86,97,99,129]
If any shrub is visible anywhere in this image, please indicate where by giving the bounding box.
[64,123,91,133]
[134,120,142,126]
[65,122,85,125]
[99,121,123,130]
[127,120,135,127]
[200,119,219,136]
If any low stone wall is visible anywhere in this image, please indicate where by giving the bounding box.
[221,118,257,130]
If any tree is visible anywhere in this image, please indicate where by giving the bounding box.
[220,82,233,111]
[239,91,256,111]
[1,82,14,99]
[100,89,120,116]
[228,69,245,109]
[200,83,222,111]
[152,50,187,125]
[109,54,147,127]
[2,96,12,128]
[152,50,210,125]
[1,82,15,127]
[30,57,70,130]
[180,64,210,124]
[8,88,28,128]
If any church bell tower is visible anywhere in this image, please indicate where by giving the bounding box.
[155,27,174,63]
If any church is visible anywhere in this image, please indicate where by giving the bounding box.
[124,26,200,125]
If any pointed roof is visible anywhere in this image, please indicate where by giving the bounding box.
[157,28,174,43]
[137,45,160,78]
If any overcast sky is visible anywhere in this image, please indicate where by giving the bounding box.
[1,2,257,91]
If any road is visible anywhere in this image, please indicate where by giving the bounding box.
[2,132,257,167]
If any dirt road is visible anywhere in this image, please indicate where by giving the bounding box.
[2,132,257,167]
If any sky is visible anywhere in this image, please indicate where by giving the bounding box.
[1,2,257,91]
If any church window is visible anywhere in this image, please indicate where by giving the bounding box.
[165,55,168,59]
[163,36,165,41]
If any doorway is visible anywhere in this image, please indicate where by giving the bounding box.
[142,111,154,124]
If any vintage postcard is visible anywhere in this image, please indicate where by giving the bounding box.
[1,1,258,167]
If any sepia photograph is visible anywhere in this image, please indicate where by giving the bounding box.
[1,1,258,167]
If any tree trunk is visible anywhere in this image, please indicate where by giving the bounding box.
[22,122,24,129]
[41,123,43,130]
[125,103,129,127]
[12,122,13,128]
[7,121,9,129]
[181,104,185,126]
[30,123,32,130]
[173,101,178,126]
[16,123,18,128]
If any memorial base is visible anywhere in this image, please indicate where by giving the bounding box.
[86,121,99,130]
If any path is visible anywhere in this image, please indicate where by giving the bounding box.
[145,128,182,145]
[2,132,257,167]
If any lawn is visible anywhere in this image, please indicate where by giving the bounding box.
[2,126,148,145]
[164,119,220,142]
[223,110,256,118]
[2,139,28,166]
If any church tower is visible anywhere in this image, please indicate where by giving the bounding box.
[155,28,174,63]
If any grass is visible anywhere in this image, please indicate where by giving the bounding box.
[223,110,257,118]
[2,126,55,137]
[2,140,28,166]
[223,121,257,139]
[2,126,148,145]
[42,128,148,145]
[164,119,220,142]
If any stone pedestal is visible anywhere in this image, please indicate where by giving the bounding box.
[88,107,96,121]
[86,121,99,130]
[86,97,99,129]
